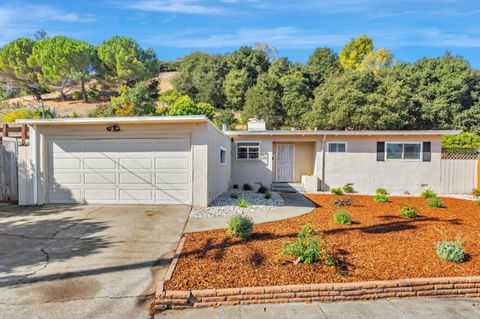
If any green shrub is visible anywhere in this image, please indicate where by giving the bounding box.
[237,196,248,208]
[257,184,268,194]
[373,194,389,202]
[71,90,83,100]
[376,188,388,195]
[436,237,465,263]
[281,224,334,265]
[401,205,419,218]
[343,184,355,193]
[333,211,352,225]
[472,188,480,197]
[264,192,272,200]
[330,187,344,195]
[230,193,238,199]
[227,215,253,239]
[421,189,437,198]
[333,197,352,206]
[426,197,444,208]
[242,183,252,191]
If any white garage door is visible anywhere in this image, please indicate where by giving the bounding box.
[48,138,192,205]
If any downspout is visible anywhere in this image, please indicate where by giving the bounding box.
[321,134,326,191]
[31,125,38,205]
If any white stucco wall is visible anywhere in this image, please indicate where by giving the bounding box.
[207,124,231,203]
[319,135,442,194]
[22,122,211,207]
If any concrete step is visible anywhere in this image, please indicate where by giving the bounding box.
[272,183,305,193]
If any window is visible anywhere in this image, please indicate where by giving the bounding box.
[328,142,347,153]
[236,142,260,159]
[386,143,421,160]
[220,148,227,165]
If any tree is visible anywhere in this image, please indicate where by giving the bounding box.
[442,132,480,148]
[214,109,238,130]
[305,48,341,86]
[242,73,284,129]
[28,36,96,101]
[173,52,228,108]
[108,81,158,116]
[224,69,249,110]
[0,38,43,100]
[97,36,158,86]
[359,48,394,71]
[339,34,374,70]
[166,95,216,119]
[280,70,313,127]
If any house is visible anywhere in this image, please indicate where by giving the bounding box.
[17,116,461,207]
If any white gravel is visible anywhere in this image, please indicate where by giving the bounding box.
[190,190,285,219]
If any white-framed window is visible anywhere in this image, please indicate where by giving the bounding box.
[236,141,260,160]
[328,142,347,153]
[386,142,421,160]
[220,147,227,165]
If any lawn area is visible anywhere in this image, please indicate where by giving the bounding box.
[164,194,480,291]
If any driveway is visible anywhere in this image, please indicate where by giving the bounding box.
[0,204,191,319]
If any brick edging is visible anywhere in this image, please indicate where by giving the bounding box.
[155,276,480,312]
[155,236,186,302]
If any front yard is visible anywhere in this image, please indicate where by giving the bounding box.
[165,194,480,291]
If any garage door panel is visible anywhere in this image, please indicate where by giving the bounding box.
[119,173,153,185]
[48,138,192,205]
[85,189,117,201]
[84,173,116,184]
[155,173,189,184]
[119,158,152,169]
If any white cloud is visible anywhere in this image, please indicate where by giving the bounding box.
[124,0,225,14]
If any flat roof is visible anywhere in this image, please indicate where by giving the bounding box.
[225,129,462,136]
[16,115,210,125]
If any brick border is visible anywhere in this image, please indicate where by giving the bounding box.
[154,238,480,312]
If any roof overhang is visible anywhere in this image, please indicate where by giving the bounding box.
[224,129,462,137]
[16,115,210,126]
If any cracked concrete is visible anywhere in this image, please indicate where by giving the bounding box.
[0,204,190,319]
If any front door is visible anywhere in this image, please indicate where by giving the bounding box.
[276,144,294,182]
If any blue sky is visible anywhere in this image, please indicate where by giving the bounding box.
[1,0,480,67]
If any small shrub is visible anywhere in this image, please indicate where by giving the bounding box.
[421,189,437,198]
[330,187,344,195]
[333,197,352,206]
[237,196,248,208]
[264,192,272,200]
[472,188,480,197]
[71,90,83,100]
[343,184,355,193]
[376,188,388,195]
[281,224,334,265]
[436,237,465,263]
[227,215,253,239]
[257,184,268,194]
[401,205,419,218]
[426,197,444,208]
[230,193,238,199]
[333,211,352,225]
[373,194,389,203]
[242,183,252,191]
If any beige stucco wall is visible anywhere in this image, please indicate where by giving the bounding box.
[23,122,212,207]
[319,135,442,194]
[207,124,231,203]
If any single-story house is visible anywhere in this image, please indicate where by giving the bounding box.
[17,116,461,207]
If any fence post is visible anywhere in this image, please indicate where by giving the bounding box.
[21,124,27,146]
[2,123,8,138]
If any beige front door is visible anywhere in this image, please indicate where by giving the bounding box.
[276,144,294,182]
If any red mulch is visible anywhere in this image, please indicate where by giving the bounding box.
[164,195,480,291]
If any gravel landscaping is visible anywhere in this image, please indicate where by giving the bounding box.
[190,190,285,219]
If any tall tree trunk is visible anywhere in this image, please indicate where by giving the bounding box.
[81,77,87,102]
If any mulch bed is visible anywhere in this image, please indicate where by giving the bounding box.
[164,195,480,291]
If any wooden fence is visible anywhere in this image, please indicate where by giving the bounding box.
[440,148,479,194]
[0,137,19,201]
[0,124,29,145]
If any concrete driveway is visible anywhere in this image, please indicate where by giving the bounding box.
[0,204,191,319]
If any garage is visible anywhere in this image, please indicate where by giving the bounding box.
[48,138,192,205]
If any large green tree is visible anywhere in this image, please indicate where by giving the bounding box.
[304,48,341,86]
[339,34,374,70]
[280,70,313,128]
[223,68,249,110]
[28,36,96,101]
[173,52,228,108]
[97,36,158,86]
[0,38,43,100]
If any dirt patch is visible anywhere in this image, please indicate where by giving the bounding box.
[164,195,480,291]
